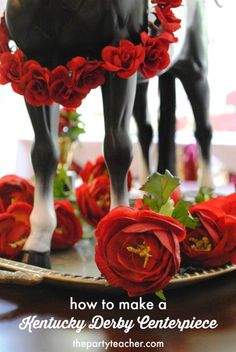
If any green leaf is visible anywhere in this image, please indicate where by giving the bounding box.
[155,290,166,301]
[195,187,214,203]
[159,199,175,217]
[68,125,85,140]
[60,109,85,141]
[141,171,180,211]
[53,167,72,199]
[142,195,160,212]
[172,199,199,229]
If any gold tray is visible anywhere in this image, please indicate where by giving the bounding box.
[0,240,235,290]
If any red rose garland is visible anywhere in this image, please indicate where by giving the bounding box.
[0,1,182,108]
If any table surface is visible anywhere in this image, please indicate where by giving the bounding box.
[0,271,235,352]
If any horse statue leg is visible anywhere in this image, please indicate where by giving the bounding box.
[101,73,137,208]
[21,103,60,268]
[133,79,153,183]
[133,73,177,179]
[158,72,177,175]
[174,1,213,187]
[179,66,213,187]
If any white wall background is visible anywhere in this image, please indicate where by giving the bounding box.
[0,0,236,178]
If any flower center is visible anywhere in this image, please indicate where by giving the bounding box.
[97,193,110,208]
[9,237,27,249]
[126,241,152,268]
[188,235,213,252]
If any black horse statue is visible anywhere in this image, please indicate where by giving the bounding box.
[2,0,212,268]
[133,0,213,186]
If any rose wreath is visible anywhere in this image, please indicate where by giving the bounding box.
[0,0,182,108]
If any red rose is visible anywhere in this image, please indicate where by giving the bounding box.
[49,66,86,108]
[140,32,175,78]
[155,5,181,33]
[0,202,32,259]
[102,40,145,78]
[80,155,132,190]
[52,200,82,250]
[76,176,110,227]
[67,58,105,92]
[22,60,53,106]
[95,206,186,296]
[134,198,150,210]
[152,0,182,7]
[200,193,236,217]
[7,201,32,227]
[0,16,9,37]
[182,201,236,267]
[0,199,4,213]
[0,175,34,210]
[0,31,8,54]
[0,50,24,87]
[80,156,109,183]
[0,15,10,54]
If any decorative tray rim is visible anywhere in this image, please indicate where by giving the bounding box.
[0,257,235,289]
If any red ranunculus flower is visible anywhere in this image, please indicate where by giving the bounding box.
[95,206,186,296]
[134,198,150,210]
[80,155,132,190]
[182,200,236,267]
[0,50,24,87]
[198,193,236,217]
[80,156,110,183]
[76,176,110,227]
[0,199,4,213]
[49,66,86,108]
[52,200,83,250]
[22,60,53,106]
[155,5,182,33]
[67,58,105,92]
[0,202,32,259]
[0,175,34,210]
[152,0,182,7]
[0,30,8,54]
[102,40,145,79]
[0,15,10,54]
[140,31,175,78]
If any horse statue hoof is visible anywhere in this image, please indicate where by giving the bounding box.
[19,250,51,269]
